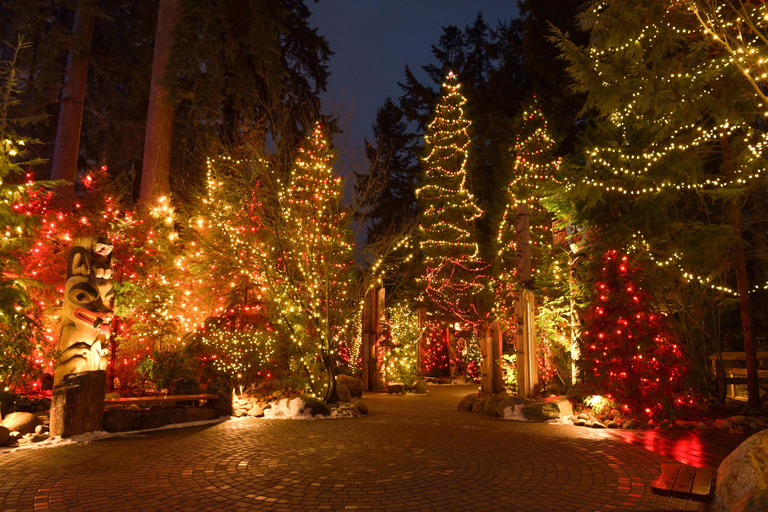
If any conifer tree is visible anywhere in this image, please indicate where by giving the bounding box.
[416,71,486,325]
[554,0,767,407]
[261,123,356,402]
[580,251,692,420]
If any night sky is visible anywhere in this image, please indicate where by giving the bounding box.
[308,0,519,155]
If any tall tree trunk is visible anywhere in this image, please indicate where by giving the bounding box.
[721,135,760,409]
[139,0,181,208]
[50,0,96,208]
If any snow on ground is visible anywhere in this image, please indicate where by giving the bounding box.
[502,403,531,422]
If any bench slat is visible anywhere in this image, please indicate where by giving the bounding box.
[671,464,696,498]
[689,467,715,502]
[651,464,681,497]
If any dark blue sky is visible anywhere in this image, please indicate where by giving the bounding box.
[308,0,519,154]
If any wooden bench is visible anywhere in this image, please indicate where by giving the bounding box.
[651,463,714,510]
[709,352,768,402]
[104,394,219,409]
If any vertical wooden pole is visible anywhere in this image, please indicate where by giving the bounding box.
[516,290,539,397]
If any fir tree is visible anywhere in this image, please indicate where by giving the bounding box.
[554,0,767,407]
[580,251,693,420]
[416,72,486,325]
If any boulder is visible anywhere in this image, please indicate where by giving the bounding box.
[473,396,490,413]
[453,376,468,385]
[711,430,768,512]
[0,425,9,445]
[247,405,264,417]
[35,425,49,435]
[336,375,363,398]
[2,412,43,435]
[574,419,587,427]
[336,384,351,403]
[714,418,733,430]
[412,379,428,395]
[523,402,561,422]
[497,397,526,416]
[296,396,331,417]
[458,393,478,412]
[730,415,747,426]
[731,489,768,512]
[49,370,106,438]
[353,401,368,415]
[591,421,607,429]
[542,396,574,418]
[385,384,405,395]
[484,396,504,416]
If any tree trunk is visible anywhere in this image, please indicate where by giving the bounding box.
[49,0,96,208]
[139,0,181,208]
[721,135,760,409]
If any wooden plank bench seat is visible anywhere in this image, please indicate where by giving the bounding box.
[105,394,219,408]
[652,463,714,509]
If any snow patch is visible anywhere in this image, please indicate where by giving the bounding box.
[502,403,531,422]
[263,398,317,420]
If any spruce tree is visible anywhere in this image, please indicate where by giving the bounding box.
[554,0,767,408]
[416,72,486,324]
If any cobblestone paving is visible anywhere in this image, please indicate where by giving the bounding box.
[0,385,734,511]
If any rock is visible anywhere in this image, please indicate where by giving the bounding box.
[473,397,490,413]
[607,421,620,428]
[675,420,693,430]
[523,402,561,422]
[574,419,587,426]
[34,425,49,435]
[233,409,247,417]
[484,396,504,416]
[453,375,468,385]
[336,384,351,403]
[353,401,368,415]
[592,421,607,429]
[49,370,106,438]
[0,426,9,445]
[730,415,747,426]
[31,433,46,443]
[295,396,331,417]
[697,422,710,430]
[336,375,363,398]
[497,397,527,416]
[731,489,768,512]
[247,405,264,417]
[2,412,43,435]
[128,404,142,411]
[412,379,428,395]
[437,377,452,385]
[385,384,405,395]
[714,418,733,430]
[458,393,478,412]
[623,419,638,429]
[711,430,768,512]
[577,413,589,420]
[541,396,574,418]
[749,422,760,430]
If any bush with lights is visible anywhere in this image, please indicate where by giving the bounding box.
[579,250,696,420]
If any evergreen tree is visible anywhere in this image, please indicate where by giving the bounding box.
[554,0,767,407]
[260,123,356,402]
[580,251,692,420]
[416,72,486,325]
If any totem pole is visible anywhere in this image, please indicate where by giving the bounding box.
[50,236,114,437]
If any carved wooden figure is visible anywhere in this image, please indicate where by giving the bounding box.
[53,236,114,387]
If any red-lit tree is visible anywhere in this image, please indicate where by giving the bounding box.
[580,250,693,420]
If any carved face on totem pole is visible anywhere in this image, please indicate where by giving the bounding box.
[53,236,115,387]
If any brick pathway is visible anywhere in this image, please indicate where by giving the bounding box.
[0,385,743,511]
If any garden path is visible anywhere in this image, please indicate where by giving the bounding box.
[0,384,750,511]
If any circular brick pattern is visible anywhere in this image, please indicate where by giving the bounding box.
[0,386,701,511]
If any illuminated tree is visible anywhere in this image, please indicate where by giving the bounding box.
[554,0,767,408]
[258,123,356,402]
[580,251,693,420]
[416,71,487,325]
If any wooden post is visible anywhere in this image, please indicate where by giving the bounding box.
[516,289,539,397]
[361,286,385,390]
[481,322,504,394]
